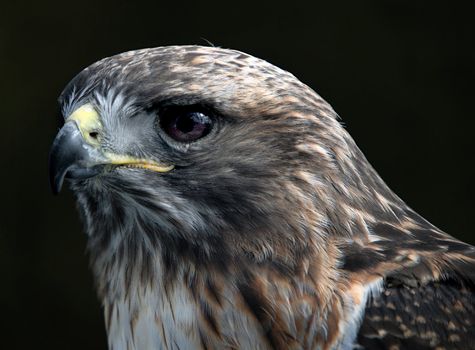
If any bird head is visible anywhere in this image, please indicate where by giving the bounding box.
[48,46,475,350]
[49,46,396,290]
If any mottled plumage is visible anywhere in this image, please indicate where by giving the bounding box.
[49,46,475,349]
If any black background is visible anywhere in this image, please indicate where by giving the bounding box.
[1,1,473,348]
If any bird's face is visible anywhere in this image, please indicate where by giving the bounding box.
[50,46,350,272]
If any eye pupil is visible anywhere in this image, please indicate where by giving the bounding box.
[176,113,197,133]
[160,107,213,143]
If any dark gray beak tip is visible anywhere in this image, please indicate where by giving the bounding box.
[50,174,63,195]
[48,125,72,194]
[48,122,92,195]
[49,160,66,195]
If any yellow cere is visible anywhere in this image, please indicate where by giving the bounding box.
[67,103,102,145]
[104,153,175,173]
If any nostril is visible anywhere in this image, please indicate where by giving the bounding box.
[89,131,99,139]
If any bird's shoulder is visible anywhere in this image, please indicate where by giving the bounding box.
[357,273,475,349]
[345,217,475,349]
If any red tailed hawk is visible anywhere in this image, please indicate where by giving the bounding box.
[49,46,475,349]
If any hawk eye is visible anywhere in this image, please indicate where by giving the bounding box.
[159,107,213,143]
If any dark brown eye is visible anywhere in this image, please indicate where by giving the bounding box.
[159,107,213,142]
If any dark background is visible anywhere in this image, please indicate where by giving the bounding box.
[1,1,473,348]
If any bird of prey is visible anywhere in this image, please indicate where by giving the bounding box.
[49,46,475,350]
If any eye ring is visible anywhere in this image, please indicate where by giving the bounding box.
[158,105,214,143]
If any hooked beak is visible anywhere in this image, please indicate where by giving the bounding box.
[49,103,174,194]
[48,122,106,194]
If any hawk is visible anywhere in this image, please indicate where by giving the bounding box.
[49,46,475,349]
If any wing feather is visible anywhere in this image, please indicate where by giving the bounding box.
[357,276,475,349]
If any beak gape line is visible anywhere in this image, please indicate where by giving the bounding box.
[48,104,174,194]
